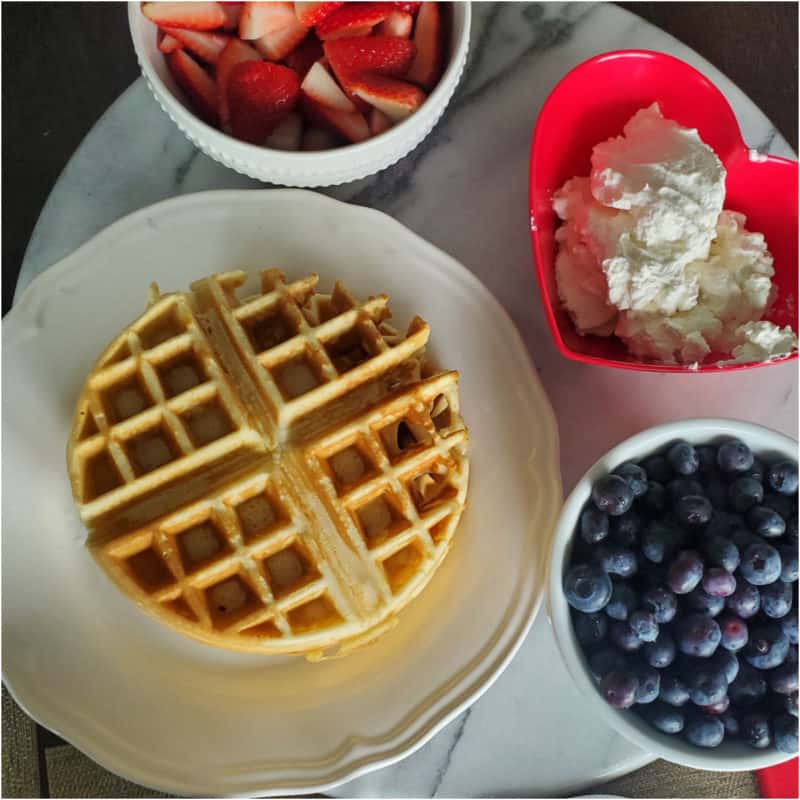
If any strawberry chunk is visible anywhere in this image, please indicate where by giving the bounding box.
[162,28,231,64]
[167,49,219,125]
[227,60,301,144]
[158,32,182,53]
[219,2,242,30]
[239,1,297,39]
[324,36,416,80]
[216,38,261,127]
[293,1,343,27]
[254,16,309,60]
[315,2,391,41]
[406,1,444,89]
[348,73,425,121]
[283,34,323,79]
[393,2,421,12]
[143,2,226,31]
[301,61,355,113]
[378,10,413,38]
[301,95,369,143]
[265,111,303,150]
[368,106,393,135]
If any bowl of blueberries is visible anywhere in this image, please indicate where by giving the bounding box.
[548,418,798,770]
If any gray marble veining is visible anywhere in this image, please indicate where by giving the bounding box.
[14,3,798,797]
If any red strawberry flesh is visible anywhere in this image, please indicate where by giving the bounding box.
[143,2,226,31]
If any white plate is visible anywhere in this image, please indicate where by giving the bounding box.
[2,189,561,796]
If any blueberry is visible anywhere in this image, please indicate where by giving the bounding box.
[580,506,609,544]
[774,713,799,754]
[770,662,800,695]
[763,492,795,519]
[643,631,676,668]
[685,586,725,617]
[674,495,713,527]
[726,582,761,619]
[696,445,718,473]
[629,610,659,643]
[564,563,613,613]
[742,458,766,483]
[761,580,793,619]
[779,545,799,583]
[719,709,740,737]
[572,611,608,647]
[686,669,728,706]
[676,613,721,657]
[667,550,704,595]
[642,520,682,564]
[588,645,627,680]
[667,441,699,476]
[594,544,638,578]
[741,712,772,749]
[610,620,643,652]
[632,666,661,704]
[702,695,730,715]
[642,585,678,623]
[740,541,782,586]
[705,512,745,540]
[667,478,705,503]
[767,460,799,496]
[746,506,786,538]
[592,475,635,517]
[718,614,749,652]
[640,701,685,734]
[704,474,730,511]
[684,712,725,747]
[605,582,639,621]
[642,455,672,484]
[718,439,754,473]
[728,662,767,706]
[600,669,639,709]
[787,515,799,545]
[638,481,667,516]
[729,477,764,513]
[614,462,649,498]
[610,510,642,547]
[744,623,789,669]
[787,692,799,718]
[659,668,690,706]
[704,537,740,572]
[702,568,737,598]
[709,648,740,683]
[781,613,798,645]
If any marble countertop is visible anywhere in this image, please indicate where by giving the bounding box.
[12,2,797,796]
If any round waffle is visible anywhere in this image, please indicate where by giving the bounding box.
[67,269,469,659]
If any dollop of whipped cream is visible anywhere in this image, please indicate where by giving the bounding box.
[552,103,798,365]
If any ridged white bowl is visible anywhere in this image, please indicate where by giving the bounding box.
[128,2,471,186]
[548,418,798,771]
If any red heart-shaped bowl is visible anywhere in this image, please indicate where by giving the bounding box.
[529,50,798,372]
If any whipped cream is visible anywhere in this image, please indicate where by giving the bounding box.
[553,104,798,365]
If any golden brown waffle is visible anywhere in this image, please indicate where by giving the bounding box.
[68,270,469,658]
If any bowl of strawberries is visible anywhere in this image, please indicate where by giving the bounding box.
[129,1,471,186]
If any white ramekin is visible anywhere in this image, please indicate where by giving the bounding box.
[548,418,798,771]
[128,1,471,186]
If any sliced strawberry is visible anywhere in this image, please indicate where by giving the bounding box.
[216,38,261,126]
[293,1,343,27]
[378,10,413,38]
[162,28,231,64]
[283,34,323,79]
[324,36,416,80]
[302,125,339,150]
[264,111,303,149]
[393,1,421,12]
[227,60,301,143]
[142,2,226,31]
[315,2,391,41]
[349,73,425,122]
[167,49,219,125]
[368,106,393,135]
[219,1,242,30]
[406,1,443,89]
[253,16,309,60]
[158,32,182,53]
[301,95,369,143]
[239,1,296,39]
[301,61,356,113]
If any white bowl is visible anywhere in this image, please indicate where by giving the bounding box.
[128,2,471,186]
[548,418,798,771]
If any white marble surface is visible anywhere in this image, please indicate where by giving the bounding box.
[14,3,798,797]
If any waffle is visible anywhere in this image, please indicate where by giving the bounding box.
[67,270,469,658]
